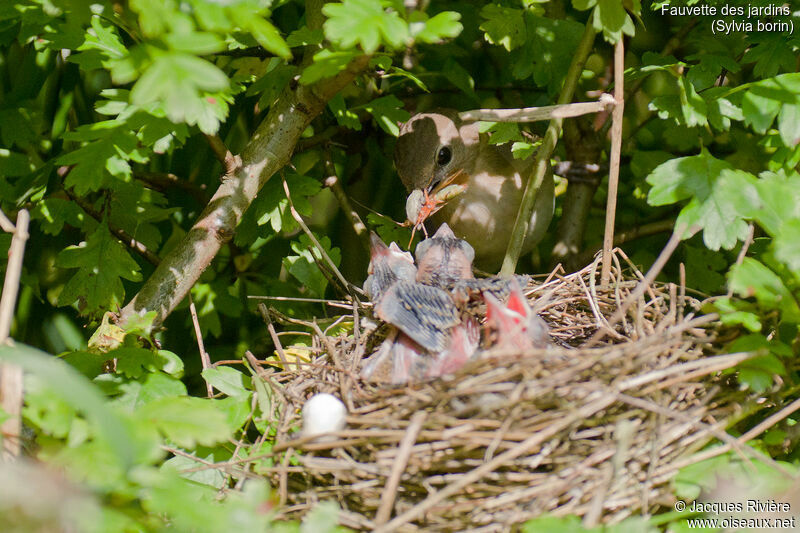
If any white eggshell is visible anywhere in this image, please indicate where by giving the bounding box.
[302,393,347,440]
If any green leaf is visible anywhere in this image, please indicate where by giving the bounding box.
[742,34,797,78]
[323,0,409,54]
[58,123,142,194]
[164,31,226,55]
[329,93,362,130]
[286,26,324,47]
[0,343,136,468]
[367,213,413,251]
[728,257,800,322]
[684,244,726,293]
[300,49,360,85]
[748,170,800,237]
[773,218,800,273]
[69,15,127,71]
[202,367,252,400]
[523,514,591,533]
[442,58,476,99]
[131,54,230,133]
[592,0,634,43]
[359,95,410,136]
[139,397,232,448]
[480,4,526,51]
[301,501,348,533]
[33,197,87,235]
[646,153,757,250]
[230,8,292,59]
[742,74,800,137]
[283,233,341,297]
[57,225,143,315]
[510,15,584,93]
[686,53,740,91]
[412,11,462,44]
[678,76,707,127]
[710,297,762,332]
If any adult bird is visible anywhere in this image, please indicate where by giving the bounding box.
[394,109,555,271]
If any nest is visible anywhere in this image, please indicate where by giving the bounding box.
[252,249,757,532]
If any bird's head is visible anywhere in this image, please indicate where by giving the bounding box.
[483,281,549,351]
[364,232,417,300]
[415,223,475,285]
[394,110,479,194]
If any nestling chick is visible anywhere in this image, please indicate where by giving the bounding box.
[483,282,550,352]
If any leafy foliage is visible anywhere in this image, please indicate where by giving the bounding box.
[1,0,799,530]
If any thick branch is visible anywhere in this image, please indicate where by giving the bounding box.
[500,20,597,275]
[118,56,371,328]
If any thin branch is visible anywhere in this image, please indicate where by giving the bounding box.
[601,39,626,284]
[204,133,236,172]
[0,210,15,233]
[282,176,358,300]
[258,303,292,370]
[65,188,161,266]
[323,148,369,252]
[189,295,214,398]
[500,20,598,275]
[588,225,693,346]
[136,171,209,204]
[0,209,30,459]
[458,95,614,123]
[576,219,675,265]
[374,411,426,526]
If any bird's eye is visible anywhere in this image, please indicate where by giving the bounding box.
[436,146,452,166]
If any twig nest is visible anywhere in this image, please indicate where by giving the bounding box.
[301,393,347,441]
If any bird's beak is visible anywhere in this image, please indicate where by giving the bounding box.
[426,168,468,197]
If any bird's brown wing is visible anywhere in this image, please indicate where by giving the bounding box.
[376,281,459,353]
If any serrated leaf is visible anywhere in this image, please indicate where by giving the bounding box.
[510,15,583,93]
[131,54,230,133]
[742,34,797,78]
[33,197,87,235]
[322,0,408,54]
[57,225,143,315]
[647,153,757,250]
[58,123,141,194]
[480,4,526,51]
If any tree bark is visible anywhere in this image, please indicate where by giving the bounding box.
[117,56,371,330]
[550,117,603,273]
